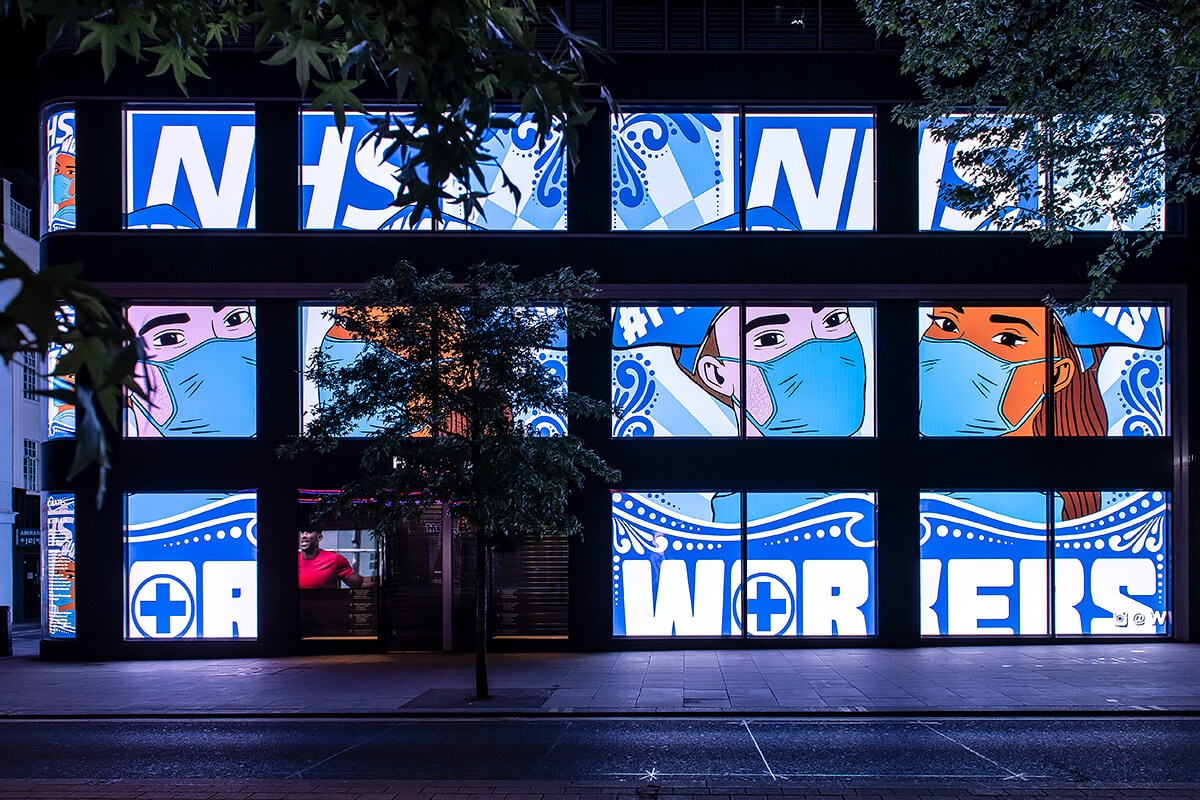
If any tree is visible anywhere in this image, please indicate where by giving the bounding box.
[4,0,610,499]
[860,0,1200,304]
[282,262,618,698]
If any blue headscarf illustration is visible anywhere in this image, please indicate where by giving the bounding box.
[612,305,867,437]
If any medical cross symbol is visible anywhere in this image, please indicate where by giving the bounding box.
[748,579,788,634]
[139,580,188,634]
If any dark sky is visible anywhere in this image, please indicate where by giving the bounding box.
[0,13,47,207]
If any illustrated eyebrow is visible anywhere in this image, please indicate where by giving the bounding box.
[138,313,190,337]
[989,313,1037,332]
[949,306,965,314]
[744,313,791,333]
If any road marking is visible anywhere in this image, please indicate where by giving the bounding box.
[742,719,778,780]
[286,722,403,778]
[917,720,1026,780]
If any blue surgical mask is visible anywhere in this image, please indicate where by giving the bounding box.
[138,336,257,436]
[733,334,867,436]
[52,174,73,204]
[919,337,1043,436]
[315,334,388,436]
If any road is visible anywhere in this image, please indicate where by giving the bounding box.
[0,716,1196,784]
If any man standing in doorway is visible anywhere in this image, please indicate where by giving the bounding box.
[298,530,373,589]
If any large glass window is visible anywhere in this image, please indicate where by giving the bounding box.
[918,304,1168,438]
[124,108,256,229]
[125,492,258,640]
[44,493,75,639]
[612,304,875,437]
[300,111,566,231]
[613,491,876,637]
[920,490,1169,636]
[298,514,381,640]
[43,104,76,233]
[126,304,257,438]
[47,308,74,440]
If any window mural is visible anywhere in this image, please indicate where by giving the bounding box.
[45,493,76,639]
[744,113,875,231]
[301,305,567,437]
[124,109,256,229]
[301,111,566,231]
[613,491,876,637]
[918,304,1167,437]
[298,513,380,640]
[47,306,75,440]
[611,112,739,231]
[918,115,1165,232]
[612,305,875,437]
[125,492,258,639]
[921,490,1169,636]
[126,305,257,437]
[44,104,76,233]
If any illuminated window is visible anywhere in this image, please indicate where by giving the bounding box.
[45,493,76,639]
[125,492,258,640]
[44,104,76,234]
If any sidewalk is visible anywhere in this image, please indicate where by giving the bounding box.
[3,626,1198,716]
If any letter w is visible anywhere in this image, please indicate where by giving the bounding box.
[621,560,724,636]
[147,125,255,227]
[747,127,856,229]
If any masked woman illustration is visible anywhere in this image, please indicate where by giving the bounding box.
[49,135,76,231]
[919,305,1109,519]
[126,305,257,437]
[684,305,867,437]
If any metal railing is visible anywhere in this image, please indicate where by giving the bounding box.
[8,198,32,238]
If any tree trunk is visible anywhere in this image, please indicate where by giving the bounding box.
[474,526,490,699]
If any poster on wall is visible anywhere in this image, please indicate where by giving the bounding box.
[918,115,1165,232]
[44,105,76,233]
[613,491,876,637]
[300,111,566,231]
[124,108,256,229]
[47,306,75,440]
[126,305,257,437]
[612,305,875,437]
[45,493,76,639]
[918,304,1168,437]
[298,525,380,639]
[125,492,258,639]
[920,490,1169,635]
[301,305,566,437]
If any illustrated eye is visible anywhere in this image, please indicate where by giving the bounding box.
[823,311,849,329]
[754,331,785,348]
[152,331,184,348]
[928,314,958,333]
[224,310,251,328]
[991,331,1027,348]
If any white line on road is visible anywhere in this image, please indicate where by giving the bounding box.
[742,719,777,781]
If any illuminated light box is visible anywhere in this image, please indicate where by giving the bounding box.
[918,115,1165,232]
[917,304,1168,438]
[44,104,76,233]
[47,306,75,440]
[612,304,875,437]
[126,305,257,438]
[45,493,76,639]
[920,490,1170,636]
[743,113,875,231]
[612,491,876,637]
[125,492,258,640]
[124,108,256,229]
[301,305,566,437]
[300,111,566,231]
[611,112,739,231]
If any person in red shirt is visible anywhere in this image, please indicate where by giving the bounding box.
[298,530,374,589]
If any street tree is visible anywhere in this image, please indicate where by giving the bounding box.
[4,0,609,496]
[282,262,619,699]
[860,0,1200,304]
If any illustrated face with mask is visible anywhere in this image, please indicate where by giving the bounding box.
[694,306,867,436]
[126,305,257,437]
[919,305,1076,437]
[52,152,76,207]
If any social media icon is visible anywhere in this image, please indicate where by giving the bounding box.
[1115,612,1129,627]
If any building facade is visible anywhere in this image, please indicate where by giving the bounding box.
[36,2,1193,658]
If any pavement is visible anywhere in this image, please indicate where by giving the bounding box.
[3,623,1199,716]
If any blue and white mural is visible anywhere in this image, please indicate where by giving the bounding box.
[920,490,1169,636]
[612,305,875,437]
[301,111,566,230]
[918,115,1164,232]
[125,492,258,639]
[918,304,1168,438]
[44,105,76,233]
[124,109,256,229]
[613,491,876,637]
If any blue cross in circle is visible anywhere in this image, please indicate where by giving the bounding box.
[748,579,788,634]
[140,580,188,634]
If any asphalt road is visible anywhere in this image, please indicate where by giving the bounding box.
[0,717,1196,784]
